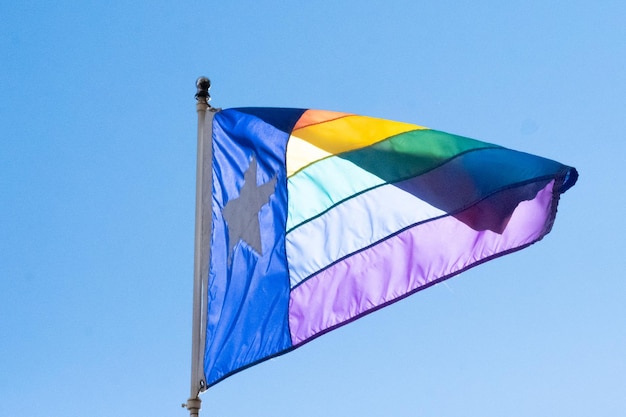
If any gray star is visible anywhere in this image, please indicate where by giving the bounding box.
[222,156,277,264]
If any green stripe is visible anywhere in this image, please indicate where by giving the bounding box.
[286,129,499,231]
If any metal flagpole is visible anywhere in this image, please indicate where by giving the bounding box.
[185,77,214,417]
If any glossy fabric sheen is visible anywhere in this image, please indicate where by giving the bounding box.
[203,107,577,388]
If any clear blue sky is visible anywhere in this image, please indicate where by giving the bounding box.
[1,1,624,416]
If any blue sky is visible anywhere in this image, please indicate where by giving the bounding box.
[1,1,625,416]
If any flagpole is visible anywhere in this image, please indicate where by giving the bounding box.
[186,76,212,417]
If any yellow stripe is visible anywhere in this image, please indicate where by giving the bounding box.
[289,115,426,170]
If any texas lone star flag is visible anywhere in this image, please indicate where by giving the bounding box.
[200,107,577,388]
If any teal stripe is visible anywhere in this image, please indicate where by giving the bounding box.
[286,129,499,231]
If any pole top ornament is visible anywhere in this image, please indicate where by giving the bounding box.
[195,77,211,106]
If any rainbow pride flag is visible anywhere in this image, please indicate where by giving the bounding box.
[202,107,577,388]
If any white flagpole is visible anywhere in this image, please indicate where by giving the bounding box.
[186,77,214,417]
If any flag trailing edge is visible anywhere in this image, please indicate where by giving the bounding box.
[200,107,578,389]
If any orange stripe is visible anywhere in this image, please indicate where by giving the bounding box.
[293,109,352,130]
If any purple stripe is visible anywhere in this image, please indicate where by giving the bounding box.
[288,180,556,345]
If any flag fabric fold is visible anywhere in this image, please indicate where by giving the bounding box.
[202,107,577,388]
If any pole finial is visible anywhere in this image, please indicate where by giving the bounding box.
[195,76,211,106]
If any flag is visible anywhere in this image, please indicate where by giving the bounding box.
[201,107,577,388]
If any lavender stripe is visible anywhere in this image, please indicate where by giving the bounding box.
[288,180,555,345]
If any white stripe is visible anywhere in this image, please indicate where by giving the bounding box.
[286,184,446,287]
